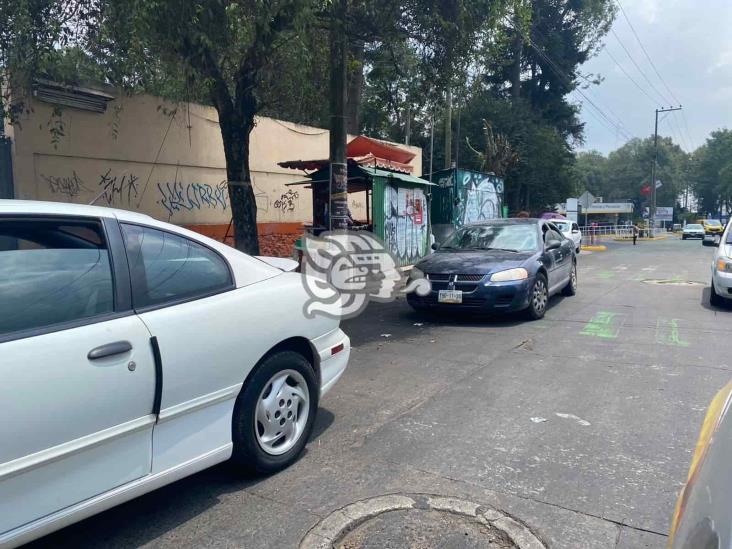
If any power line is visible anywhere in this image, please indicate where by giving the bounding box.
[610,27,672,106]
[506,19,636,141]
[522,34,636,140]
[529,25,634,137]
[614,0,682,106]
[678,110,697,150]
[600,44,657,107]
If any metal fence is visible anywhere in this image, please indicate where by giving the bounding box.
[578,225,663,241]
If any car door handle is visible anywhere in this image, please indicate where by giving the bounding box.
[88,341,133,360]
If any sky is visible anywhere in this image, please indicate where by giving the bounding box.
[576,0,732,155]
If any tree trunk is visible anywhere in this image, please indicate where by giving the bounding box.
[220,117,260,255]
[345,40,365,135]
[511,21,522,103]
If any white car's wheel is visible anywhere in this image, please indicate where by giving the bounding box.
[231,350,318,474]
[710,283,727,308]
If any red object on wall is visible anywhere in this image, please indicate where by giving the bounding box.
[641,184,652,196]
[413,198,423,224]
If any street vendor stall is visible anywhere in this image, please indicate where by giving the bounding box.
[280,160,435,267]
[429,167,505,243]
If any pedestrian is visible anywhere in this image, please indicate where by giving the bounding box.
[632,224,638,245]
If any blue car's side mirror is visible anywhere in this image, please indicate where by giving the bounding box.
[546,240,561,251]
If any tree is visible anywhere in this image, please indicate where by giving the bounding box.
[466,119,518,177]
[572,150,607,196]
[1,1,97,129]
[693,129,732,215]
[86,0,317,254]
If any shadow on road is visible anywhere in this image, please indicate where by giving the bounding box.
[700,286,732,312]
[341,296,564,348]
[27,408,338,549]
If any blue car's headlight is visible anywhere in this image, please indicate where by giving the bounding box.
[490,268,529,282]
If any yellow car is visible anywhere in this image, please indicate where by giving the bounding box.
[669,380,732,548]
[698,219,724,234]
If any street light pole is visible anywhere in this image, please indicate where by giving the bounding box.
[651,106,682,232]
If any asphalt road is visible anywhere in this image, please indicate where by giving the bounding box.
[31,236,732,548]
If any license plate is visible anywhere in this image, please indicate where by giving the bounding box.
[438,290,463,304]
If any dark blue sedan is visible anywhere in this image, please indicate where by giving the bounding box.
[407,219,577,319]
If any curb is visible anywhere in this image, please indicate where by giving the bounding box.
[299,493,546,549]
[581,244,607,251]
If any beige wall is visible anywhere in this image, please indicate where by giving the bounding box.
[9,92,422,227]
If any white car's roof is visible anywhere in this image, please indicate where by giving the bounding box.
[0,199,153,223]
[0,199,282,287]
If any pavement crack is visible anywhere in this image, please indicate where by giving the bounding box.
[383,458,669,540]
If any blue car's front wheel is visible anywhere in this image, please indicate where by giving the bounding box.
[525,273,548,320]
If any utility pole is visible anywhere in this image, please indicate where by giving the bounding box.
[651,106,682,232]
[429,113,434,183]
[329,0,348,231]
[444,89,452,169]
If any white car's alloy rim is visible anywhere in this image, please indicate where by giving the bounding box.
[255,369,310,456]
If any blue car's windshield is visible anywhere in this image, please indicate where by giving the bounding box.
[441,225,539,252]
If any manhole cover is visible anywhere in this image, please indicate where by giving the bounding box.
[299,494,545,549]
[642,279,705,286]
[337,508,513,548]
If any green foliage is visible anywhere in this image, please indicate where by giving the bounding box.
[571,136,691,217]
[693,130,732,215]
[459,94,577,212]
[572,150,607,195]
[0,0,97,123]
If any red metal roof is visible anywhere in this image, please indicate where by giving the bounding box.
[346,135,416,164]
[278,135,416,174]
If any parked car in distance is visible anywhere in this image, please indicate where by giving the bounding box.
[698,218,724,235]
[709,220,732,307]
[682,224,705,240]
[669,379,732,548]
[0,200,350,548]
[407,219,577,320]
[551,219,582,253]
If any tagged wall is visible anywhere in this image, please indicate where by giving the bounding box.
[8,90,421,254]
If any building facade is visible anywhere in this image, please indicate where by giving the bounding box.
[2,83,421,256]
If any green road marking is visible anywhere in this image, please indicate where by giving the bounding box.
[580,311,625,339]
[597,271,615,279]
[656,318,690,347]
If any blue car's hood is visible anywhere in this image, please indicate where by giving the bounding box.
[415,249,534,275]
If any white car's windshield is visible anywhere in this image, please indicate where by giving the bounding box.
[686,224,703,230]
[553,221,572,232]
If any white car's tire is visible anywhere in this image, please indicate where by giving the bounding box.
[231,350,318,475]
[710,283,726,308]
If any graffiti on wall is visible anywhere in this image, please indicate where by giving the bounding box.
[383,185,428,265]
[98,169,139,206]
[157,180,229,219]
[455,172,503,226]
[41,168,140,206]
[41,171,91,199]
[273,189,299,214]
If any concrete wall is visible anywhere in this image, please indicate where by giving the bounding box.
[8,91,422,254]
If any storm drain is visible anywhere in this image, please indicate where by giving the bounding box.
[299,494,545,549]
[642,279,706,286]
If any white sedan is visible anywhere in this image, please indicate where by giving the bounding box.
[551,219,582,253]
[0,200,350,547]
[710,221,732,307]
